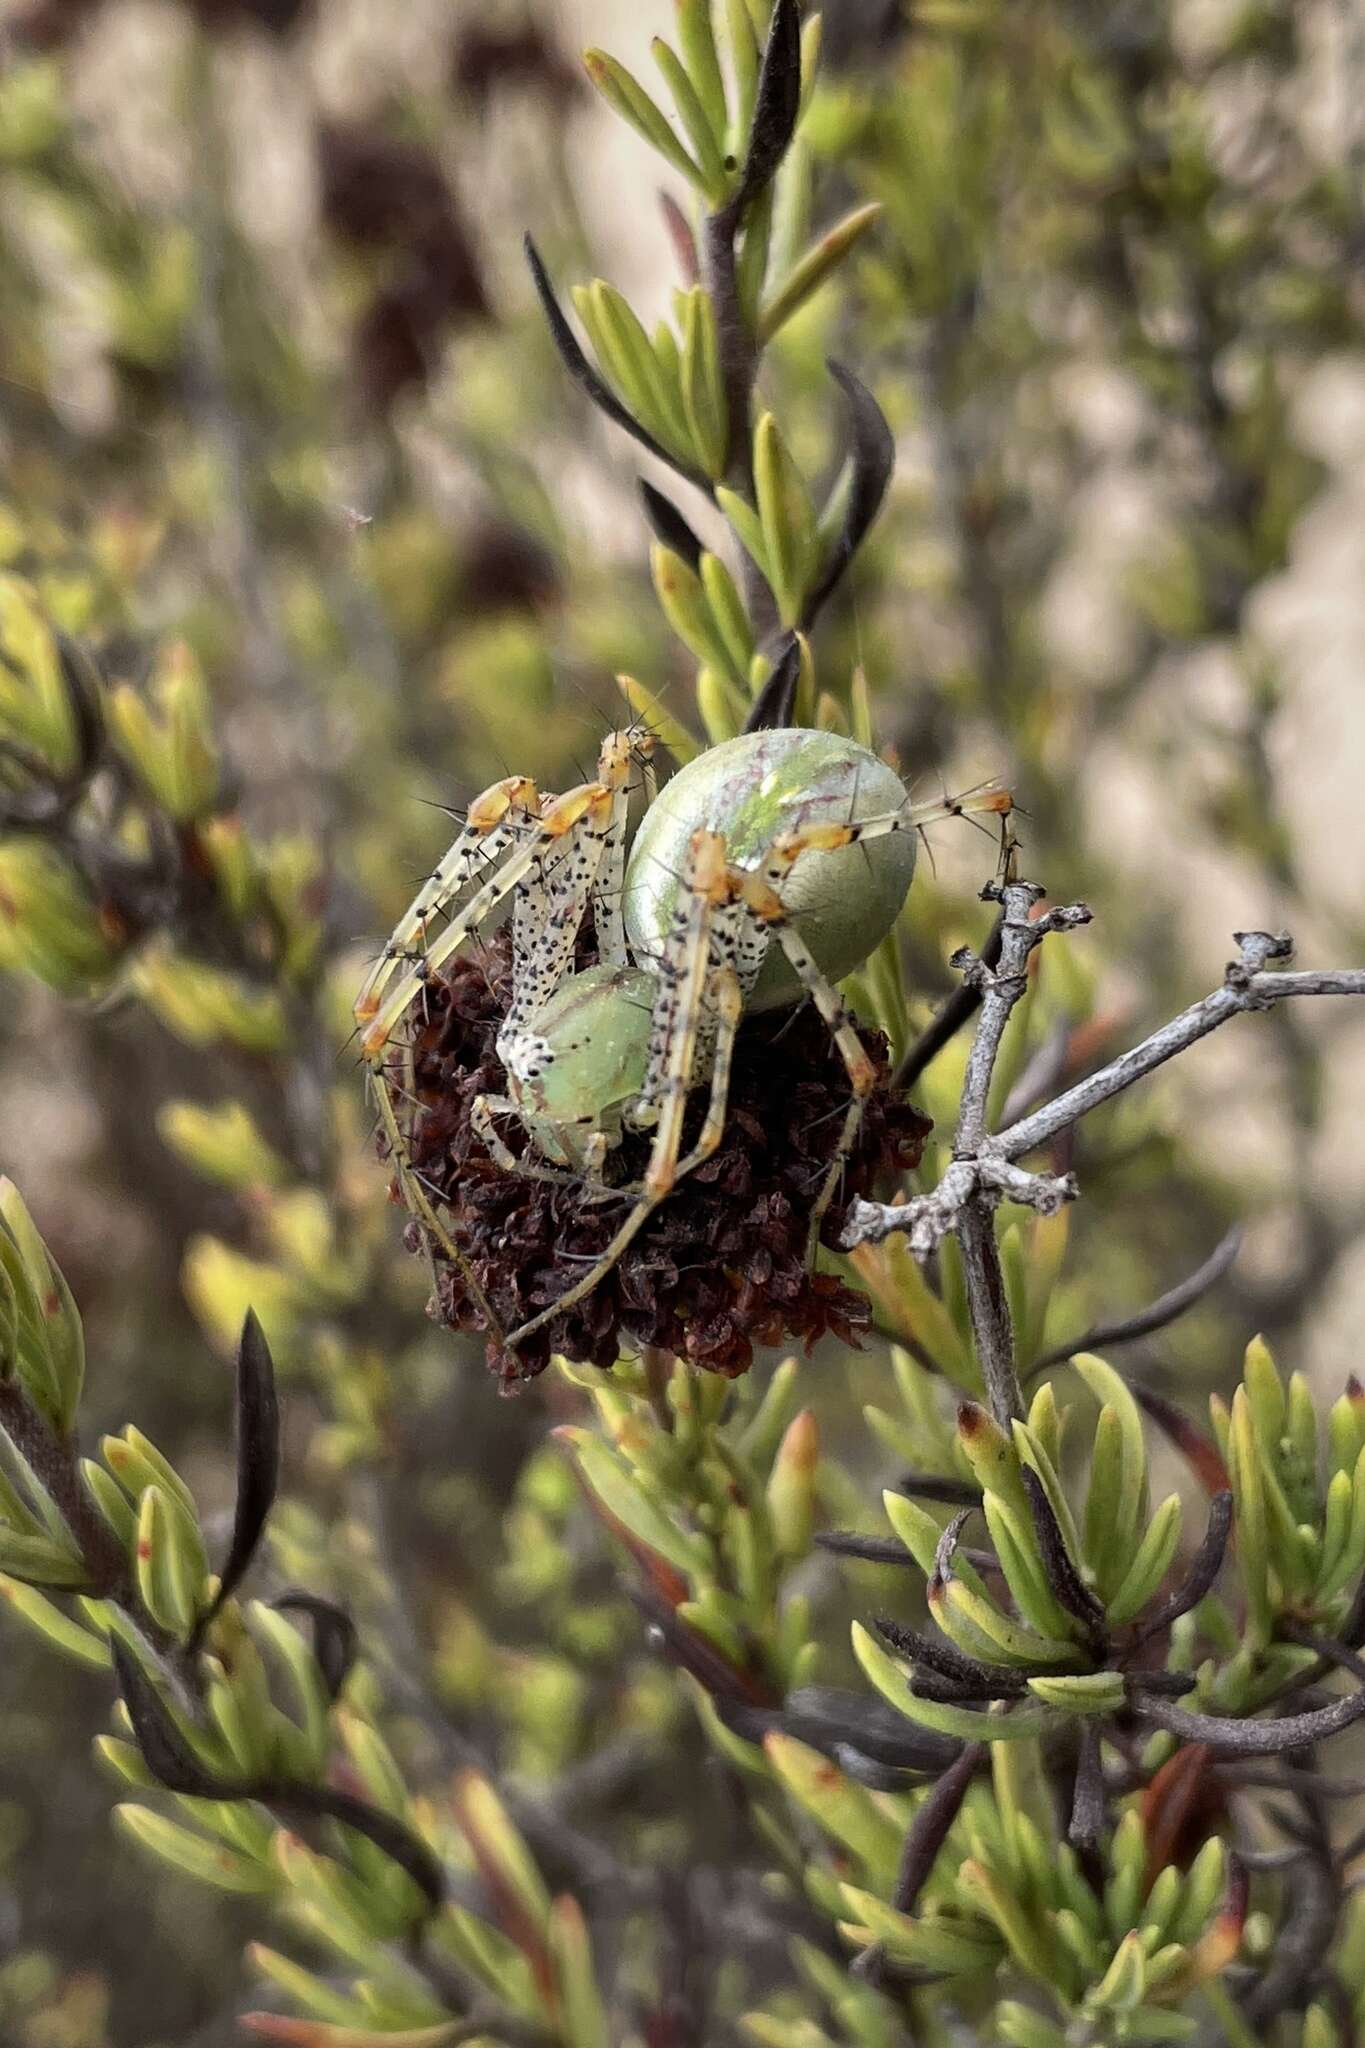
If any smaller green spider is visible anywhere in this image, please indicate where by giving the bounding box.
[356,723,1008,1358]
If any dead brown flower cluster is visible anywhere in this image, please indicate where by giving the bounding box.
[387,925,930,1382]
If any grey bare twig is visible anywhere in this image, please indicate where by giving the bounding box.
[892,909,1005,1091]
[846,928,1365,1247]
[844,905,1364,1435]
[858,877,1090,1426]
[950,879,1090,1426]
[995,935,1365,1161]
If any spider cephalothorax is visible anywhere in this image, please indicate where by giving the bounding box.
[356,724,1007,1375]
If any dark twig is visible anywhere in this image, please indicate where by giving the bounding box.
[525,235,713,496]
[894,1741,984,1911]
[852,1739,982,1986]
[1237,1843,1340,2028]
[1026,1227,1242,1380]
[948,880,1090,1426]
[876,1616,1024,1697]
[1020,1466,1107,1645]
[817,1530,922,1565]
[801,363,896,627]
[1134,1684,1365,1755]
[1130,1491,1234,1647]
[1069,1723,1107,1862]
[0,1380,128,1598]
[638,478,704,572]
[892,1471,983,1507]
[892,911,1005,1092]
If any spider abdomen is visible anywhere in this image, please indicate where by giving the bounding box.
[621,728,916,1012]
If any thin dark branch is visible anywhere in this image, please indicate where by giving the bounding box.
[0,1381,127,1597]
[638,478,704,571]
[817,1530,921,1565]
[1027,1227,1242,1379]
[1135,1683,1365,1755]
[1020,1466,1107,1643]
[892,912,1004,1092]
[1069,1722,1106,1858]
[525,235,712,496]
[801,362,895,626]
[1130,1490,1234,1647]
[891,1471,982,1508]
[894,1741,982,1913]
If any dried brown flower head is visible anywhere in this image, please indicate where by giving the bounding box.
[386,924,930,1384]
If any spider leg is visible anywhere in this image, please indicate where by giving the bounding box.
[591,728,655,970]
[736,866,879,1260]
[502,730,648,1036]
[369,1058,508,1350]
[471,1094,585,1186]
[360,780,616,1065]
[672,964,743,1177]
[760,780,1014,880]
[505,833,736,1353]
[355,774,541,1028]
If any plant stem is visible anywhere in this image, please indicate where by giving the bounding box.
[0,1381,128,1597]
[702,203,780,644]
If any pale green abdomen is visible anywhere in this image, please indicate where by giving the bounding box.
[622,729,915,1012]
[506,963,654,1162]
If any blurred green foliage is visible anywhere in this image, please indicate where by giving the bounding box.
[0,0,1361,2043]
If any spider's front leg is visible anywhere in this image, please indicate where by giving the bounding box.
[355,772,542,1031]
[590,725,657,969]
[367,1043,510,1351]
[502,728,652,1040]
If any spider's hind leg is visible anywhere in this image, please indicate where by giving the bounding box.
[369,1045,509,1351]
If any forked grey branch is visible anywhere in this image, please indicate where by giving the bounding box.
[843,916,1365,1261]
[841,888,1365,1431]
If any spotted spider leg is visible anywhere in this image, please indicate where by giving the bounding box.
[774,779,1015,873]
[626,893,745,1135]
[369,1044,510,1351]
[358,778,621,1068]
[505,831,746,1352]
[355,772,542,1032]
[359,780,622,1347]
[590,729,658,970]
[490,734,647,1189]
[499,734,643,1045]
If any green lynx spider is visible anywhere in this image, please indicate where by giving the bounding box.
[356,725,1009,1357]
